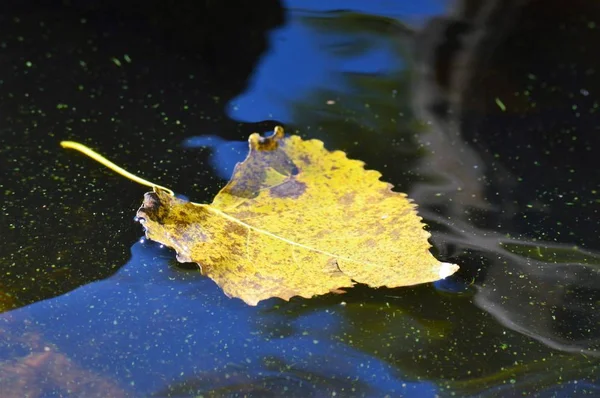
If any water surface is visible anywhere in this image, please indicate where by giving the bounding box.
[1,0,599,396]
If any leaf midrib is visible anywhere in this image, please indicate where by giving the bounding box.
[199,203,380,268]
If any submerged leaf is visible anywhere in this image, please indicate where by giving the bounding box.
[61,127,458,305]
[136,127,458,305]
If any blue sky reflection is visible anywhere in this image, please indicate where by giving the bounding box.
[226,0,448,125]
[0,242,439,396]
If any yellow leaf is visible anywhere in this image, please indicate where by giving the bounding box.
[61,127,459,305]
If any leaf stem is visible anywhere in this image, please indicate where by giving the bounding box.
[60,141,175,196]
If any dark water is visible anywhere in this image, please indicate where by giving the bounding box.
[1,0,599,396]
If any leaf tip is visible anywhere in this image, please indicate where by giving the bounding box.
[438,262,459,279]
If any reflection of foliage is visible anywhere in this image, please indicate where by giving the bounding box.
[255,281,600,396]
[153,360,376,397]
[289,72,428,193]
[450,355,600,396]
[292,71,420,128]
[302,12,414,38]
[0,329,129,396]
[501,241,600,267]
[286,13,429,193]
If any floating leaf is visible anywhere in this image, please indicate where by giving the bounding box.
[61,127,458,305]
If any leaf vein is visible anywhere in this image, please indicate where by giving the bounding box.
[198,204,381,268]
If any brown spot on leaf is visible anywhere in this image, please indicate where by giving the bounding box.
[269,179,306,199]
[223,222,247,237]
[137,192,163,222]
[181,229,208,244]
[174,218,190,229]
[299,154,312,165]
[364,239,376,248]
[338,192,356,205]
[323,258,343,275]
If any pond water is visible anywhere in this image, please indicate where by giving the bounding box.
[1,0,599,396]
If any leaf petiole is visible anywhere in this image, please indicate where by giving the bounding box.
[60,140,175,196]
